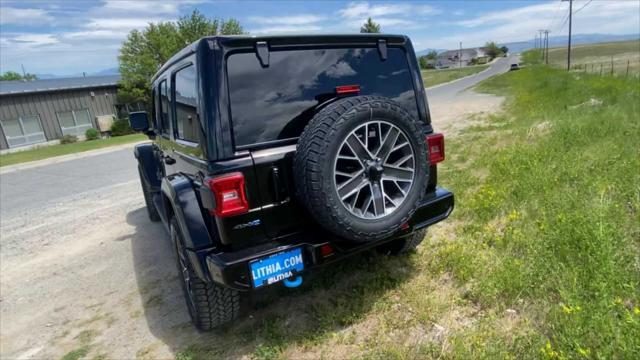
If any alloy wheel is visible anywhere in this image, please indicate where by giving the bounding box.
[333,120,415,219]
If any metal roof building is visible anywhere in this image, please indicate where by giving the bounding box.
[0,75,123,150]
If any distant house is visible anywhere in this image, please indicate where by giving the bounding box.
[436,47,489,68]
[0,75,141,150]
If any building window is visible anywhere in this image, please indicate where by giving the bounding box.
[1,115,46,148]
[173,64,199,143]
[57,109,93,136]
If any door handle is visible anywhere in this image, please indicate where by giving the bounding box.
[164,156,176,165]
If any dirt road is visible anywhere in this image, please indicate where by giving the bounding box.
[0,79,507,359]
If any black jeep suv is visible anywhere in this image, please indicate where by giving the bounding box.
[129,34,454,330]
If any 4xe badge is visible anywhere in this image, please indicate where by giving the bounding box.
[233,219,261,230]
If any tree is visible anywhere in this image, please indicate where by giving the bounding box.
[118,10,244,104]
[418,56,429,69]
[360,17,381,33]
[425,50,438,60]
[0,71,37,81]
[500,46,509,55]
[484,41,503,59]
[220,19,244,35]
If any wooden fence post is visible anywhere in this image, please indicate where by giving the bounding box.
[626,60,630,77]
[611,56,614,75]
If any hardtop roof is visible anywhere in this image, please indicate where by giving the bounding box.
[152,34,410,82]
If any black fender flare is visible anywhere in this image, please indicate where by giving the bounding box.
[161,174,216,281]
[134,143,161,192]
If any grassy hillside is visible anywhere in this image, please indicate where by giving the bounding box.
[176,66,639,359]
[446,66,640,358]
[422,65,489,87]
[544,39,640,75]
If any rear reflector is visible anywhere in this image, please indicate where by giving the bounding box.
[320,244,334,257]
[335,85,360,95]
[426,133,445,164]
[206,172,249,217]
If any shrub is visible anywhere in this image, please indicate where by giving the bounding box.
[85,128,99,140]
[60,135,78,144]
[110,119,134,136]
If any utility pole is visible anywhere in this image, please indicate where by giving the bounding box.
[535,34,538,49]
[459,41,462,68]
[562,0,573,70]
[544,30,550,65]
[539,30,545,60]
[21,64,26,78]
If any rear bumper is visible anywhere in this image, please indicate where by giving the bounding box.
[205,187,454,290]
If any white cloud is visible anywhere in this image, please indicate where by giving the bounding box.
[10,34,59,46]
[63,30,132,40]
[0,7,54,25]
[456,2,560,28]
[0,0,197,74]
[422,0,640,50]
[247,14,328,33]
[84,18,166,30]
[248,15,327,25]
[100,0,181,15]
[339,2,440,18]
[249,25,324,34]
[337,2,439,31]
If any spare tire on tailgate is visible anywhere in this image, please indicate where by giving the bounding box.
[294,96,429,242]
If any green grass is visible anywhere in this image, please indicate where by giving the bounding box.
[0,134,146,167]
[174,66,639,359]
[422,64,489,87]
[60,345,90,360]
[438,65,640,358]
[543,39,640,75]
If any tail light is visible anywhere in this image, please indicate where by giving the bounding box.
[426,133,445,164]
[335,85,360,95]
[206,172,249,217]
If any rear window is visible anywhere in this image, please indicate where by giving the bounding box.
[227,47,419,148]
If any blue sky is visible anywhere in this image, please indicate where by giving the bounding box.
[1,0,638,75]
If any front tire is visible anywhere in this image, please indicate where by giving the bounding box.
[171,218,241,331]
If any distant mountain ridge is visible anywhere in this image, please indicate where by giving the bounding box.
[417,33,639,55]
[35,67,119,80]
[416,48,446,57]
[499,33,639,54]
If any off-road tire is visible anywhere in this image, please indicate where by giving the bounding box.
[294,96,429,242]
[378,229,427,255]
[171,218,240,331]
[138,166,160,222]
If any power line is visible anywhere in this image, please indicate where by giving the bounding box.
[574,0,593,15]
[547,1,567,31]
[558,11,571,32]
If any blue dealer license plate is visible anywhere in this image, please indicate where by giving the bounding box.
[250,247,304,288]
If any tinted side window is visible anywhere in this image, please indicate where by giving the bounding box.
[227,47,419,147]
[150,87,157,129]
[174,65,199,143]
[159,80,170,135]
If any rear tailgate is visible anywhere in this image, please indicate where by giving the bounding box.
[249,144,310,239]
[226,44,423,241]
